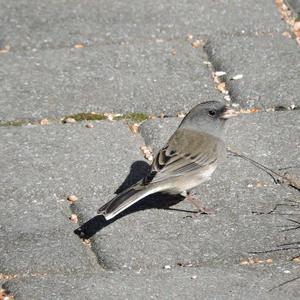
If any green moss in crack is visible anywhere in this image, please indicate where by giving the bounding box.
[62,113,106,122]
[115,112,148,123]
[0,120,30,127]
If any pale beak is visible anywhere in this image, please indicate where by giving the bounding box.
[220,107,239,119]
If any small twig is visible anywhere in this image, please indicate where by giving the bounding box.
[268,276,300,292]
[227,147,300,191]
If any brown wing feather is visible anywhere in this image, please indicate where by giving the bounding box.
[149,128,223,184]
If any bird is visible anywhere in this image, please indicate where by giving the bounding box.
[98,101,238,220]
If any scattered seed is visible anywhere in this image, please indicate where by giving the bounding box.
[85,123,94,128]
[214,71,226,77]
[177,112,186,118]
[191,39,201,48]
[103,112,114,121]
[39,118,49,125]
[171,48,177,55]
[69,214,78,224]
[83,239,92,247]
[74,43,85,49]
[224,95,231,102]
[231,74,243,80]
[163,265,171,269]
[67,195,78,202]
[186,33,193,41]
[64,117,76,123]
[191,275,197,279]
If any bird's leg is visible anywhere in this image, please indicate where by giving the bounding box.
[183,191,215,215]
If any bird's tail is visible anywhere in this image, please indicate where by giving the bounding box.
[97,183,161,220]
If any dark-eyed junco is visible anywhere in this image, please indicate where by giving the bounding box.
[98,101,238,220]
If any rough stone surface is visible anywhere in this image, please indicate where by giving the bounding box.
[3,264,300,300]
[1,0,300,298]
[0,41,218,120]
[0,0,286,51]
[0,121,144,274]
[204,34,300,109]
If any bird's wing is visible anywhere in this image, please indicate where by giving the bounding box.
[144,128,223,185]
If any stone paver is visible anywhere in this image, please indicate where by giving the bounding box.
[1,0,300,299]
[0,121,144,274]
[3,264,300,300]
[0,0,286,51]
[204,34,300,109]
[74,112,300,271]
[0,41,218,120]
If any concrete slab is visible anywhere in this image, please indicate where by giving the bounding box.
[0,0,286,51]
[0,40,219,120]
[3,264,300,300]
[75,111,300,270]
[0,121,144,274]
[204,34,300,109]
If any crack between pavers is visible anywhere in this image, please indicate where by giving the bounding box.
[203,40,300,112]
[68,203,111,270]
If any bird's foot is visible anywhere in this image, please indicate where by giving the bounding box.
[185,193,215,216]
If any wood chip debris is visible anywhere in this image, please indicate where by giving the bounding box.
[140,145,153,162]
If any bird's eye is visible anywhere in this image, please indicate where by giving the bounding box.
[208,110,216,117]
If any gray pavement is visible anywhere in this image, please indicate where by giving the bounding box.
[1,0,300,299]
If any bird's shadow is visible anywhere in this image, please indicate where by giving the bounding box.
[74,160,193,239]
